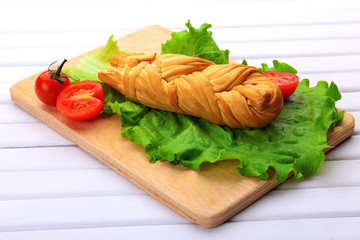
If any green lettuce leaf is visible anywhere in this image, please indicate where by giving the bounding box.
[110,79,343,183]
[240,59,297,74]
[63,35,121,82]
[102,84,127,115]
[161,20,230,64]
[258,60,298,74]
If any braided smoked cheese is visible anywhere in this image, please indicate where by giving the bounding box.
[98,53,284,129]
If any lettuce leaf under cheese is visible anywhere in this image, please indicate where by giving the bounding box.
[63,35,121,82]
[109,80,344,182]
[64,27,344,183]
[161,20,230,64]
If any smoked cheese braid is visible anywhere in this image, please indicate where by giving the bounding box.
[98,53,284,129]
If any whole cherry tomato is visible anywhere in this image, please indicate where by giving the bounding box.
[34,59,71,105]
[56,80,104,121]
[263,71,299,100]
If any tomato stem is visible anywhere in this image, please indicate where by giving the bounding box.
[55,59,67,77]
[49,59,68,84]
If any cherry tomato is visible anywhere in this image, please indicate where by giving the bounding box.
[34,59,71,105]
[263,71,299,99]
[56,81,104,121]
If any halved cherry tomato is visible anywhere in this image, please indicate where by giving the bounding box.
[56,81,104,120]
[263,71,299,100]
[35,59,70,105]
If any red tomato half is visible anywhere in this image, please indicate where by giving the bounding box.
[263,71,299,99]
[56,81,104,120]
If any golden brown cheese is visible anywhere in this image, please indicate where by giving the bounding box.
[98,53,283,129]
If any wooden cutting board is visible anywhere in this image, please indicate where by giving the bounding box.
[10,25,356,228]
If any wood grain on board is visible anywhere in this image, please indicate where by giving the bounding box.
[10,25,355,227]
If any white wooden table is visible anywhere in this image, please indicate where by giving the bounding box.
[1,0,359,239]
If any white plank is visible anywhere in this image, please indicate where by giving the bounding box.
[2,23,360,49]
[0,146,107,171]
[349,111,360,135]
[348,111,360,134]
[0,195,187,232]
[243,55,360,73]
[211,23,360,42]
[0,187,359,231]
[0,123,73,148]
[0,217,359,240]
[279,159,360,190]
[326,135,360,160]
[4,0,359,7]
[336,91,360,112]
[232,186,360,221]
[0,66,47,83]
[224,38,360,59]
[0,104,39,123]
[0,30,132,49]
[1,2,360,34]
[3,0,288,5]
[0,83,12,104]
[302,71,360,93]
[0,47,91,67]
[0,169,144,201]
[3,0,228,5]
[1,159,359,200]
